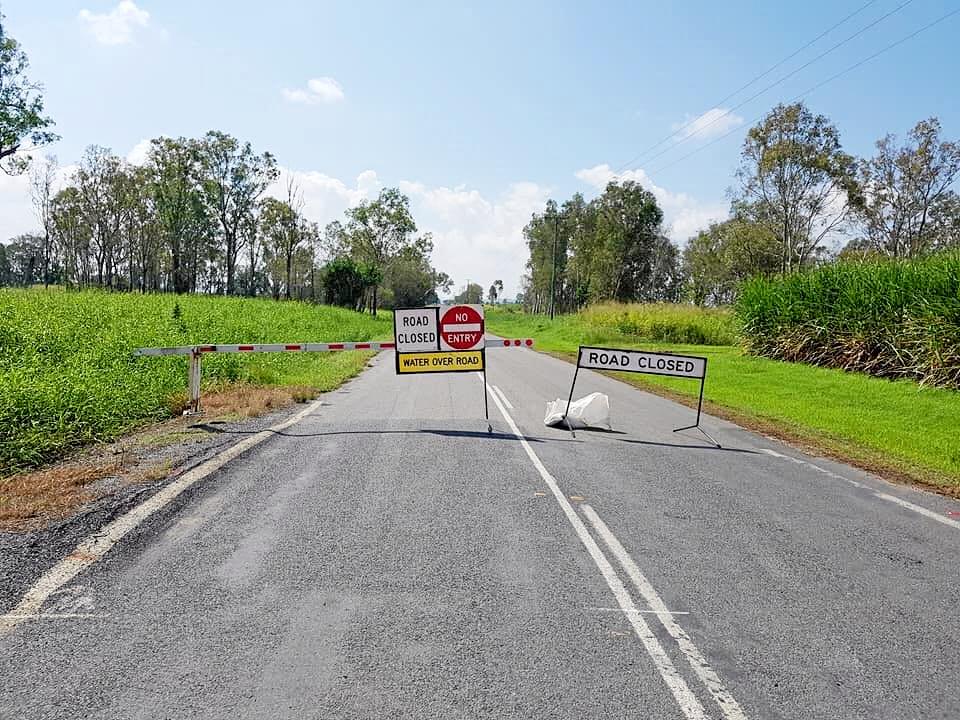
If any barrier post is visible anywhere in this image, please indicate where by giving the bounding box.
[187,349,202,415]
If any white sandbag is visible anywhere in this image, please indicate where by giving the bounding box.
[544,392,611,430]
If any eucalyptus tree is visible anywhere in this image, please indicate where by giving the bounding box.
[147,137,211,294]
[734,102,857,273]
[0,13,57,173]
[342,187,419,315]
[199,131,278,295]
[854,118,960,258]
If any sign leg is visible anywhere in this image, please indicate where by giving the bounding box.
[482,354,491,433]
[562,359,580,437]
[673,376,720,447]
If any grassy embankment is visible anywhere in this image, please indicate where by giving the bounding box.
[486,303,960,493]
[0,289,392,477]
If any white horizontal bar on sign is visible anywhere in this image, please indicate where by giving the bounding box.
[443,323,482,332]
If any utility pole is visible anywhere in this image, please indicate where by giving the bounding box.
[549,212,560,320]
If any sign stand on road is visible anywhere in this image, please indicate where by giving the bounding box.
[394,305,492,431]
[563,346,720,447]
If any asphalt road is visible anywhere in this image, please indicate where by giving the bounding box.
[2,345,959,719]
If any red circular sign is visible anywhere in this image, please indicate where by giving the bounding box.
[440,305,485,350]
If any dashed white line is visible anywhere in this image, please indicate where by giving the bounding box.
[482,379,713,720]
[582,504,748,720]
[0,396,327,638]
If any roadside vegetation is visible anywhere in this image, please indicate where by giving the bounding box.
[486,304,960,493]
[0,289,392,476]
[738,252,960,389]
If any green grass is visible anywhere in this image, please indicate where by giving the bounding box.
[487,305,960,490]
[0,288,393,476]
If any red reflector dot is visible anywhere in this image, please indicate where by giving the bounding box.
[503,339,510,347]
[525,339,533,346]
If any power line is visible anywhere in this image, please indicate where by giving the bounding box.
[614,0,879,173]
[643,6,960,178]
[617,0,914,173]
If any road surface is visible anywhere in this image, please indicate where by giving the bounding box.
[2,345,958,719]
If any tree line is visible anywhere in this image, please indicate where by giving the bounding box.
[0,136,451,314]
[523,103,960,311]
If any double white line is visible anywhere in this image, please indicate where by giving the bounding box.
[481,376,747,720]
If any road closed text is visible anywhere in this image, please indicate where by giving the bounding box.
[578,346,706,379]
[397,350,485,374]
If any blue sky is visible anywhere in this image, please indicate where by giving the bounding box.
[2,0,958,297]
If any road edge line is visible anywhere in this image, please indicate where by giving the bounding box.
[0,396,325,638]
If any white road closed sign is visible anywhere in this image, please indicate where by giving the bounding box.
[394,308,440,353]
[578,346,706,379]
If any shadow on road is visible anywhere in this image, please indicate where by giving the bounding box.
[613,437,760,454]
[189,423,579,444]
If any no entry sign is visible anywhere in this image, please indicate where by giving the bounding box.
[440,305,485,351]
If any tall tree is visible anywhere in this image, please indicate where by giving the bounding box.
[0,13,58,173]
[853,118,960,258]
[342,187,419,315]
[593,180,664,301]
[199,131,277,295]
[29,154,56,287]
[148,137,210,294]
[734,102,857,273]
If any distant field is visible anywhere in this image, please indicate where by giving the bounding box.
[0,289,392,476]
[486,304,960,492]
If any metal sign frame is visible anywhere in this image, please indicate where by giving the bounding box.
[393,306,491,430]
[563,345,719,447]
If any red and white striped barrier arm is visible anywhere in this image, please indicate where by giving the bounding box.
[134,338,533,357]
[487,338,534,348]
[134,341,397,357]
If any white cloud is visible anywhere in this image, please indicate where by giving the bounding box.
[282,77,345,105]
[399,180,550,299]
[78,1,150,46]
[671,107,744,142]
[575,163,727,242]
[126,138,152,165]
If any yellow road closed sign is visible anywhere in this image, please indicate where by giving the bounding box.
[397,350,484,374]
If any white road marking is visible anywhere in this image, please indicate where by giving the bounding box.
[0,614,109,620]
[481,379,712,720]
[875,492,960,529]
[0,396,326,638]
[491,385,514,409]
[591,607,691,615]
[582,504,748,720]
[761,449,959,530]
